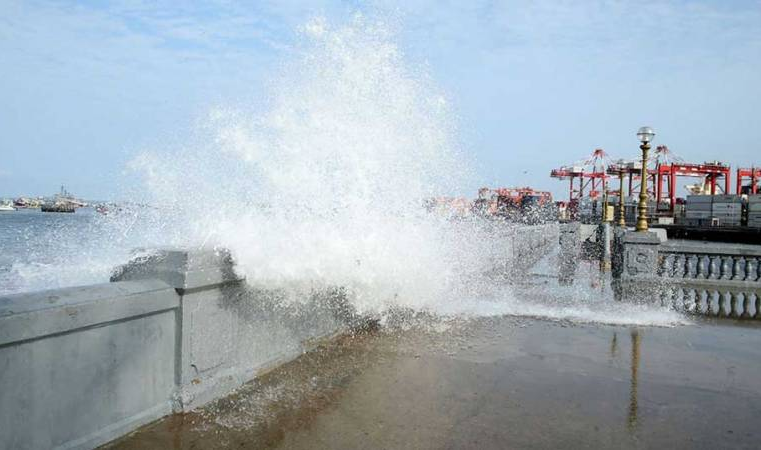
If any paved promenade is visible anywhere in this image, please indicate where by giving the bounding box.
[108,315,761,449]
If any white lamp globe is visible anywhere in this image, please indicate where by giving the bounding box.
[636,126,655,143]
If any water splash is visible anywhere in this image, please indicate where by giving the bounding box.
[125,15,685,327]
[130,15,498,314]
[3,15,686,328]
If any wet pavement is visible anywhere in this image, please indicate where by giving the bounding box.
[107,316,761,450]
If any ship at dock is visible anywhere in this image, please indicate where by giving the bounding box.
[41,186,86,213]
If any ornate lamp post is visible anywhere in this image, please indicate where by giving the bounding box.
[607,159,628,227]
[602,186,610,223]
[618,167,626,227]
[635,127,655,232]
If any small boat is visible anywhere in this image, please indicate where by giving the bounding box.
[40,186,81,213]
[0,202,16,211]
[41,202,76,213]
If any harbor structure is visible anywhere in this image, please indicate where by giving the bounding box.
[549,128,760,233]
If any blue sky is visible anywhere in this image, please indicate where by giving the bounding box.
[1,0,760,200]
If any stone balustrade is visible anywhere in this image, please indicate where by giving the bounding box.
[614,234,761,319]
[655,242,761,319]
[653,283,761,319]
[657,241,761,282]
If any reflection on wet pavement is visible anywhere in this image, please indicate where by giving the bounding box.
[628,329,640,432]
[106,316,761,450]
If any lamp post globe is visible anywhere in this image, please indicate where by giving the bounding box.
[636,126,655,144]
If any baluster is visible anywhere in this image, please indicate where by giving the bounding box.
[657,286,665,305]
[665,287,672,307]
[731,256,743,281]
[671,255,683,278]
[657,254,668,277]
[706,256,715,279]
[758,257,761,281]
[704,290,714,316]
[718,291,729,317]
[719,256,730,280]
[730,292,740,319]
[755,294,761,320]
[696,255,706,279]
[661,254,671,277]
[684,254,694,278]
[682,289,692,311]
[741,294,751,319]
[745,258,757,282]
[672,287,684,311]
[694,290,704,314]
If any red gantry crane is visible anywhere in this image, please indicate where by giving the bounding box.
[736,167,761,195]
[651,145,731,214]
[550,148,611,203]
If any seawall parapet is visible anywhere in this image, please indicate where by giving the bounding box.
[0,224,558,450]
[0,248,355,450]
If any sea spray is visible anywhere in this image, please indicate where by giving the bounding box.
[125,15,686,326]
[2,15,687,327]
[130,15,503,316]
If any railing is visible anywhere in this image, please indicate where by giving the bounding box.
[655,284,761,319]
[656,240,761,319]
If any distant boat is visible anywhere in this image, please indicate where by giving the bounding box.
[41,185,82,213]
[13,197,41,208]
[41,202,76,213]
[0,202,16,211]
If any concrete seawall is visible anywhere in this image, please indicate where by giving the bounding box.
[0,224,558,450]
[0,248,354,450]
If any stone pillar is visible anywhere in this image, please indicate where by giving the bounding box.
[111,248,245,411]
[618,231,662,301]
[611,226,626,278]
[110,248,361,413]
[558,222,580,285]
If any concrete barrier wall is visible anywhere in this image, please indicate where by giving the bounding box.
[0,224,555,450]
[0,248,353,450]
[0,280,179,450]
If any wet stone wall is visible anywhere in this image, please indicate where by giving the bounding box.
[0,248,355,450]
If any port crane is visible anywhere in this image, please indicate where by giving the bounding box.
[550,148,610,203]
[606,145,732,214]
[645,145,731,213]
[736,167,761,195]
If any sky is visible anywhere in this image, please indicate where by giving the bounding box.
[1,0,760,200]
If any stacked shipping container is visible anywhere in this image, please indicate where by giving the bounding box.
[749,195,761,228]
[711,194,743,226]
[685,195,713,227]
